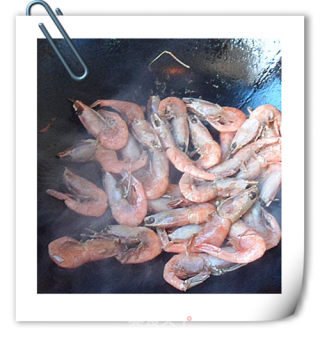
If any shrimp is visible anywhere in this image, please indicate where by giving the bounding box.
[196,220,266,264]
[179,173,257,203]
[188,114,222,169]
[158,97,189,152]
[147,95,160,115]
[163,252,244,292]
[144,203,216,228]
[183,98,247,132]
[151,113,222,181]
[103,172,147,227]
[259,163,281,206]
[102,225,162,264]
[134,150,169,200]
[71,100,129,150]
[90,99,145,124]
[58,139,148,174]
[120,134,143,163]
[157,212,232,254]
[227,104,281,156]
[243,201,281,250]
[48,236,122,269]
[46,168,108,217]
[220,131,236,161]
[207,137,280,178]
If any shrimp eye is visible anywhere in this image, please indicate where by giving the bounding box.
[230,142,237,151]
[191,117,198,124]
[153,119,160,127]
[145,217,155,224]
[249,192,257,200]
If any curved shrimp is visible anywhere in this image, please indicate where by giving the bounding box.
[46,168,108,217]
[158,97,189,152]
[227,104,281,156]
[103,172,147,227]
[207,137,280,178]
[144,203,216,229]
[48,236,122,269]
[243,201,281,250]
[103,225,162,264]
[134,150,169,200]
[179,173,257,203]
[188,115,221,169]
[196,220,266,264]
[163,252,243,292]
[58,139,148,174]
[71,100,129,150]
[90,99,145,124]
[151,113,220,180]
[183,98,247,132]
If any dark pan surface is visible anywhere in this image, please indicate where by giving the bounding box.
[38,39,281,293]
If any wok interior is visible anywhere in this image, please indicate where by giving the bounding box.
[38,38,281,293]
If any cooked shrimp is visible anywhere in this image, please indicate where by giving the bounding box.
[188,115,221,169]
[134,150,169,200]
[103,172,147,226]
[220,131,236,161]
[163,252,244,292]
[196,220,266,264]
[90,99,145,124]
[158,97,189,152]
[46,168,108,217]
[179,173,257,203]
[151,113,220,180]
[228,104,281,156]
[48,236,122,269]
[144,203,216,228]
[102,225,162,264]
[208,137,280,178]
[183,98,247,132]
[243,201,281,250]
[259,163,281,206]
[58,139,148,174]
[71,100,129,150]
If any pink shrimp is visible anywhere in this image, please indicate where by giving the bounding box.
[71,100,129,150]
[158,97,189,152]
[207,137,280,178]
[58,139,148,174]
[188,114,222,169]
[183,98,247,132]
[103,172,147,227]
[179,173,257,203]
[227,104,281,156]
[48,236,122,269]
[131,118,162,151]
[102,225,162,264]
[163,252,243,292]
[144,203,216,229]
[151,113,221,180]
[196,220,266,264]
[134,150,169,200]
[90,99,145,124]
[46,168,108,217]
[243,201,281,250]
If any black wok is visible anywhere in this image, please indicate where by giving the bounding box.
[37,38,281,293]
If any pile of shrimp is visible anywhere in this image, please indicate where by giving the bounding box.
[47,96,281,292]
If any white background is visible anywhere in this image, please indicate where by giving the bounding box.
[2,0,319,334]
